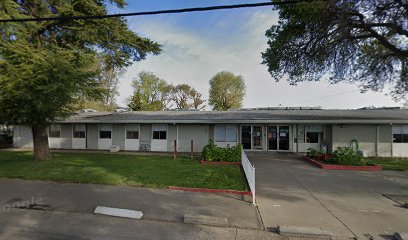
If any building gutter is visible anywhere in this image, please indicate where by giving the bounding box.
[57,119,408,124]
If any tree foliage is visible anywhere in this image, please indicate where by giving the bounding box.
[0,0,161,160]
[170,84,206,110]
[128,72,206,111]
[208,71,246,111]
[128,71,170,111]
[262,0,408,100]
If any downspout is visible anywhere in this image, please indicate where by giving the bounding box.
[296,124,299,153]
[390,123,393,157]
[375,125,379,157]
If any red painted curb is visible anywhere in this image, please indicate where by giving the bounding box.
[168,186,252,196]
[200,160,241,165]
[303,156,383,171]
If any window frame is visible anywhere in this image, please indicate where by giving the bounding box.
[214,124,237,142]
[99,124,112,139]
[393,125,408,143]
[126,124,140,140]
[73,124,86,139]
[304,125,323,144]
[49,124,61,138]
[152,124,167,140]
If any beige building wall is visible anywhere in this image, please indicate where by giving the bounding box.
[332,124,392,157]
[177,124,209,152]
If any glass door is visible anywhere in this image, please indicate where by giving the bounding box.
[268,125,290,151]
[278,126,290,150]
[252,126,263,150]
[241,125,251,150]
[268,126,278,150]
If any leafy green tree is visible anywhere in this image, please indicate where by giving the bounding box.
[128,71,171,111]
[209,71,246,111]
[170,84,206,110]
[262,0,408,99]
[0,1,161,160]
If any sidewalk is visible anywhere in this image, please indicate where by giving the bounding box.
[0,208,276,240]
[0,178,262,229]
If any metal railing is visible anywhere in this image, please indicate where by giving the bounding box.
[241,149,256,206]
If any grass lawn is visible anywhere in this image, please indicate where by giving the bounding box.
[365,157,408,171]
[0,151,248,191]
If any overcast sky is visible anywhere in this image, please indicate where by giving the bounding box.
[109,0,400,110]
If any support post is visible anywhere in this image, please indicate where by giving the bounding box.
[173,140,177,159]
[190,140,194,160]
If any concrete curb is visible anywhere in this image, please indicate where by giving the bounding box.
[278,225,332,239]
[168,186,252,196]
[303,156,383,171]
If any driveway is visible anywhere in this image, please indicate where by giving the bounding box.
[248,152,408,239]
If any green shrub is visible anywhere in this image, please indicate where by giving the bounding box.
[306,148,324,160]
[201,140,242,162]
[331,147,362,165]
[307,147,376,166]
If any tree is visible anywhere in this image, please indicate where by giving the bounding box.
[208,71,246,111]
[170,84,206,110]
[190,89,206,110]
[128,71,171,111]
[262,0,408,100]
[72,54,124,112]
[0,1,161,160]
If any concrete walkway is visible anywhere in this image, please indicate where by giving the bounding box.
[248,153,408,239]
[0,178,261,229]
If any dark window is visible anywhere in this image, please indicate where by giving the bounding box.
[393,134,408,143]
[126,131,139,139]
[306,132,319,143]
[99,131,111,139]
[153,131,167,140]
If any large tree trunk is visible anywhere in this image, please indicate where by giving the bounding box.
[32,124,52,161]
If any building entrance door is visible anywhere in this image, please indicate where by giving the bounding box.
[268,125,290,151]
[241,125,263,150]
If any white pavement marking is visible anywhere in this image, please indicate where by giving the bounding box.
[94,206,143,219]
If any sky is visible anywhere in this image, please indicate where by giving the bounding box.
[108,0,400,110]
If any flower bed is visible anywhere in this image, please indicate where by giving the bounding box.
[303,156,383,171]
[305,147,383,171]
[201,140,241,162]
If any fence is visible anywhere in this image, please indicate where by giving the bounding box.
[241,149,256,206]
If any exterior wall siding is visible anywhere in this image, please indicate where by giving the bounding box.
[177,124,209,152]
[139,124,152,151]
[13,125,33,148]
[60,124,72,149]
[167,124,177,152]
[86,124,98,150]
[112,124,125,150]
[332,124,379,157]
[379,125,392,157]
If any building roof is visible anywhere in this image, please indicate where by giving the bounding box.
[60,109,408,124]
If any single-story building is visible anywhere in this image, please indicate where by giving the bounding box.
[12,107,408,157]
